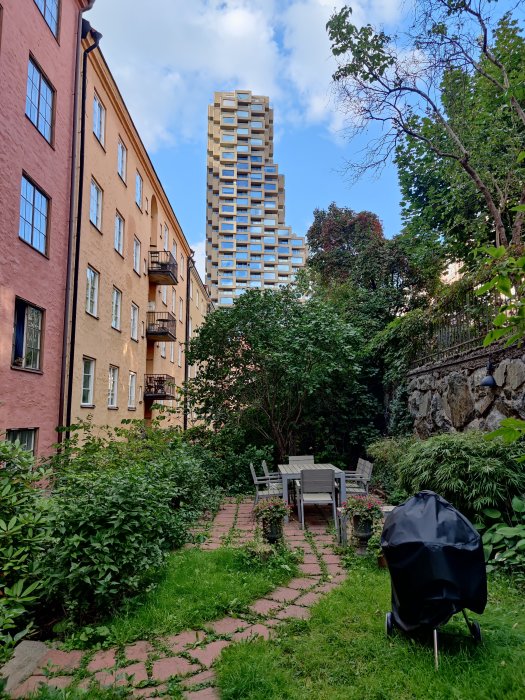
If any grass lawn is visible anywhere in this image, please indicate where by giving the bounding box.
[216,556,525,700]
[88,546,297,646]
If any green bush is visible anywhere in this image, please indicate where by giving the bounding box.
[0,440,50,644]
[396,432,525,521]
[482,496,525,586]
[366,435,415,502]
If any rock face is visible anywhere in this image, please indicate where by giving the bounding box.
[407,353,525,437]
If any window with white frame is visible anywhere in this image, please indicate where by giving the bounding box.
[114,212,124,254]
[180,254,184,278]
[163,224,169,251]
[6,428,37,455]
[117,138,127,181]
[131,303,139,341]
[128,372,136,409]
[85,266,99,316]
[93,92,105,145]
[82,357,95,406]
[160,341,166,358]
[133,237,141,273]
[190,281,193,299]
[172,288,176,313]
[90,178,102,229]
[178,343,182,367]
[25,59,54,142]
[33,0,59,36]
[179,297,183,322]
[111,287,122,330]
[135,172,143,208]
[171,240,177,259]
[161,285,167,305]
[108,365,118,407]
[19,175,48,254]
[170,343,174,363]
[12,298,43,370]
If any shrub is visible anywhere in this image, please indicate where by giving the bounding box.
[0,440,50,644]
[396,431,525,521]
[482,496,525,586]
[366,435,415,501]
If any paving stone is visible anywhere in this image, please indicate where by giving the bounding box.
[264,618,282,627]
[125,641,153,662]
[36,649,84,674]
[183,669,216,688]
[189,640,230,668]
[132,686,167,698]
[316,581,339,594]
[119,662,149,684]
[249,598,280,615]
[299,563,322,575]
[267,587,299,603]
[1,641,48,692]
[287,577,317,590]
[302,554,319,564]
[322,555,342,564]
[208,617,248,635]
[275,605,311,621]
[232,624,271,642]
[11,676,48,698]
[183,687,220,699]
[152,657,200,681]
[295,591,322,607]
[93,670,118,687]
[165,630,202,653]
[326,564,345,575]
[87,648,117,672]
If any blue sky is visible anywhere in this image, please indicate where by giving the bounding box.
[85,1,416,276]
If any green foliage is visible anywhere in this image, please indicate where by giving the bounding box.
[0,440,50,645]
[396,432,525,520]
[366,435,416,501]
[482,497,525,585]
[341,494,383,520]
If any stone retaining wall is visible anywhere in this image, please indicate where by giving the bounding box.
[407,349,525,438]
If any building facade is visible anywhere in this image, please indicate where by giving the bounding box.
[0,0,94,457]
[67,45,201,431]
[206,90,306,307]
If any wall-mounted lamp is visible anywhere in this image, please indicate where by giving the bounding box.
[480,359,497,388]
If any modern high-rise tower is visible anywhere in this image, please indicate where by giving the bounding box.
[206,91,306,307]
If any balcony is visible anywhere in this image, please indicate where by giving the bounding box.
[144,374,176,401]
[148,250,178,285]
[146,311,177,342]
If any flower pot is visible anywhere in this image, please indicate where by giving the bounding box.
[377,554,387,569]
[353,515,373,553]
[262,518,283,545]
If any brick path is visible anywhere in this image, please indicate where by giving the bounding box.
[1,499,346,699]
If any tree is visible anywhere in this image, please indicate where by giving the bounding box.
[327,2,525,247]
[185,288,374,462]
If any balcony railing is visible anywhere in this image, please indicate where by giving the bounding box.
[148,250,178,285]
[144,374,176,400]
[146,311,177,342]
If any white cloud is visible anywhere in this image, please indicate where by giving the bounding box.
[87,0,406,151]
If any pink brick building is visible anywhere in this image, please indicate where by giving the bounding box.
[0,0,93,457]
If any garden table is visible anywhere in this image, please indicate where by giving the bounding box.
[277,463,346,521]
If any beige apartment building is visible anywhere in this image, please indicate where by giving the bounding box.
[206,90,306,307]
[67,43,208,430]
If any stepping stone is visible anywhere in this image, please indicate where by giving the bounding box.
[151,657,200,681]
[189,640,230,668]
[208,617,248,635]
[87,649,117,672]
[294,591,322,607]
[132,685,167,697]
[323,555,342,564]
[302,554,318,564]
[125,641,153,662]
[287,577,316,590]
[267,587,299,603]
[183,687,220,699]
[165,630,201,653]
[232,624,271,642]
[118,662,148,684]
[37,649,84,673]
[300,563,322,575]
[249,598,280,615]
[275,605,311,621]
[183,669,216,688]
[11,676,73,698]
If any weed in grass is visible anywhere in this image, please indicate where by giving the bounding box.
[217,561,525,700]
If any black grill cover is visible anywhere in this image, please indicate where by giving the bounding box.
[381,491,487,632]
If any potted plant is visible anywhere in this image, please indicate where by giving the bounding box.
[253,497,291,545]
[342,494,384,553]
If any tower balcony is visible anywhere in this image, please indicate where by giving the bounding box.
[146,311,177,342]
[148,251,178,285]
[144,374,176,401]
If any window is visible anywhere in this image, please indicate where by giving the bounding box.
[33,0,58,36]
[12,298,43,370]
[180,254,184,278]
[221,133,234,142]
[6,429,37,455]
[163,223,169,251]
[133,237,141,273]
[160,341,166,358]
[85,266,99,316]
[170,343,174,363]
[172,288,176,313]
[128,372,136,409]
[117,139,127,181]
[90,178,102,229]
[82,357,95,406]
[131,303,139,341]
[111,287,122,330]
[93,93,105,145]
[178,343,182,367]
[135,172,143,208]
[25,59,53,142]
[171,240,177,259]
[161,285,167,305]
[108,365,118,407]
[114,212,124,254]
[190,281,194,299]
[19,176,48,254]
[179,297,183,321]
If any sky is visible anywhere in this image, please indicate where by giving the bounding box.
[87,0,411,278]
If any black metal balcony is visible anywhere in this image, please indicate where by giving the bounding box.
[148,250,178,285]
[144,374,176,400]
[146,311,177,342]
